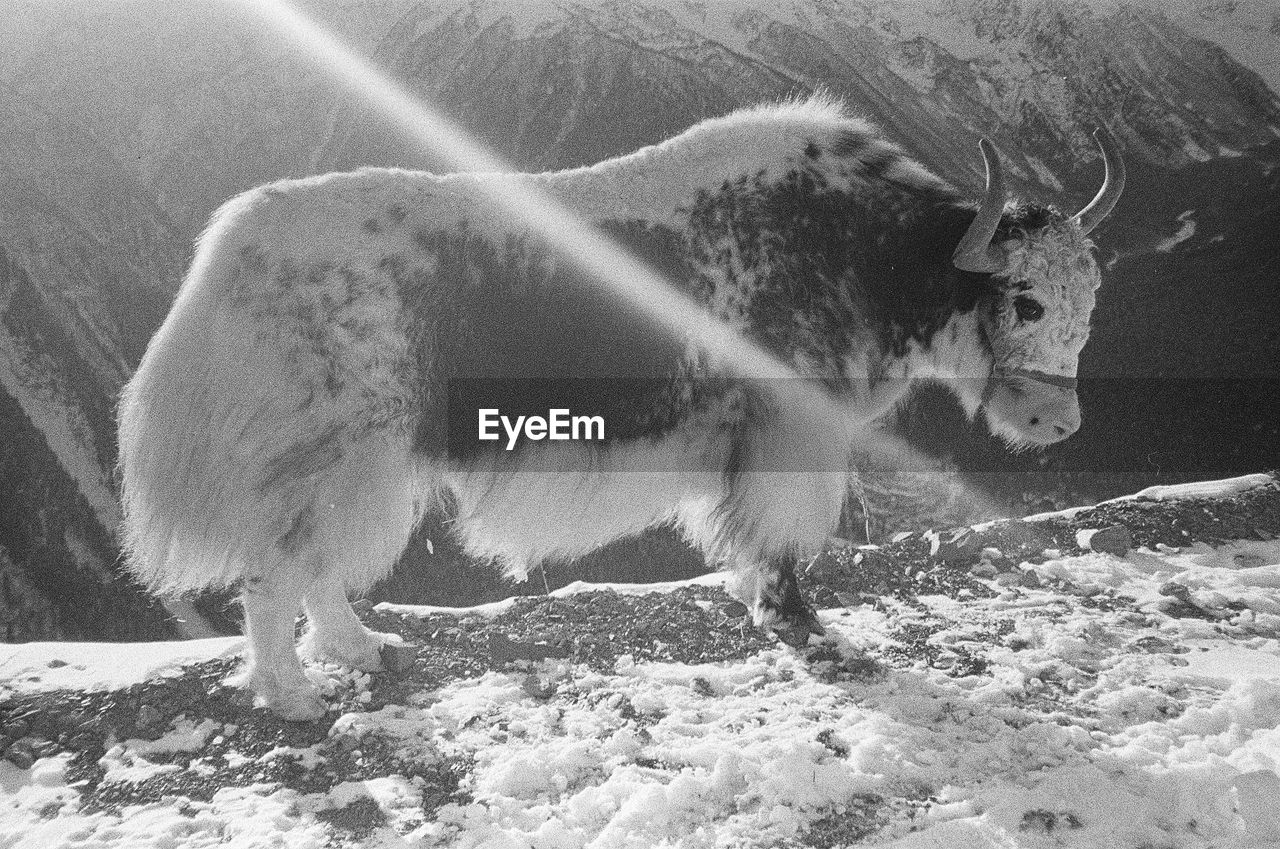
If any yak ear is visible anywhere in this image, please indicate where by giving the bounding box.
[952,138,1007,274]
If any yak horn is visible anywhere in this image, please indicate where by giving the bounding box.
[1071,127,1125,235]
[953,138,1007,274]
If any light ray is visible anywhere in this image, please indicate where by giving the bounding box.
[222,0,1008,531]
[226,0,804,385]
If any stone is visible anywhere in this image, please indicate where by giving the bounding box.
[971,562,998,578]
[929,528,978,563]
[136,704,163,729]
[521,674,557,700]
[379,642,418,673]
[1078,525,1132,556]
[1234,770,1280,839]
[5,742,35,770]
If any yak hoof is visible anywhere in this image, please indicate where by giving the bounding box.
[298,628,396,673]
[227,666,329,721]
[266,687,328,722]
[751,597,825,647]
[750,561,825,645]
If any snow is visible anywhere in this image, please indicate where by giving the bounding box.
[1125,0,1280,95]
[0,637,243,696]
[2,478,1280,846]
[1123,474,1278,502]
[0,340,122,536]
[387,0,1277,106]
[377,572,729,619]
[1022,155,1064,192]
[1017,473,1277,524]
[1156,209,1198,252]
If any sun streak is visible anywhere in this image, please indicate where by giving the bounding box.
[221,0,1006,533]
[223,0,860,408]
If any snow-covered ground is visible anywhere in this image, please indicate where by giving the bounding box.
[1156,210,1199,253]
[2,475,1279,848]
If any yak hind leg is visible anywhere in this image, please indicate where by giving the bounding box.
[298,570,399,672]
[229,568,327,721]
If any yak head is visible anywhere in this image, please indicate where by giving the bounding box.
[952,130,1125,449]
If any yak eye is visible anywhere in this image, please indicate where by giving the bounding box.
[1014,295,1044,322]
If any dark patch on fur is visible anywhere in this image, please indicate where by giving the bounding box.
[324,363,344,398]
[391,221,743,460]
[238,244,269,273]
[279,508,316,553]
[362,218,382,235]
[686,158,991,368]
[689,139,1083,371]
[377,254,409,282]
[307,262,335,286]
[722,416,749,490]
[858,147,897,182]
[386,204,407,224]
[717,383,775,490]
[995,202,1061,239]
[260,425,348,493]
[830,129,872,157]
[765,556,824,637]
[276,259,301,291]
[804,141,823,159]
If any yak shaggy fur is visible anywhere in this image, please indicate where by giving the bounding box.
[118,97,1106,718]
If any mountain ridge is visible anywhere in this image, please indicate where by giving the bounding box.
[0,0,1276,637]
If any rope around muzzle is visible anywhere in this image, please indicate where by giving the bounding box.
[981,365,1079,404]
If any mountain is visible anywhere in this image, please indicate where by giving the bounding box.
[0,0,1276,636]
[323,0,1280,195]
[0,90,186,640]
[7,0,1279,231]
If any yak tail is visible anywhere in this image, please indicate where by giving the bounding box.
[117,208,424,595]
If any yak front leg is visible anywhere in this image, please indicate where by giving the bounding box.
[745,553,825,646]
[298,569,397,671]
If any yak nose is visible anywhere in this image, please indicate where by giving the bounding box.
[1026,391,1081,441]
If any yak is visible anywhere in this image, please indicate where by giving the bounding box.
[118,98,1123,720]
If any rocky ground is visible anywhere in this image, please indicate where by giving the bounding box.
[0,473,1278,847]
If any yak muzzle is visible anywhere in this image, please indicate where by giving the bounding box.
[983,370,1082,446]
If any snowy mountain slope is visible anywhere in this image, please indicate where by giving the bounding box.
[0,378,175,643]
[321,0,1280,195]
[1,475,1278,847]
[0,91,185,528]
[0,0,420,239]
[0,249,120,536]
[5,0,1277,231]
[0,90,187,641]
[1132,0,1280,95]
